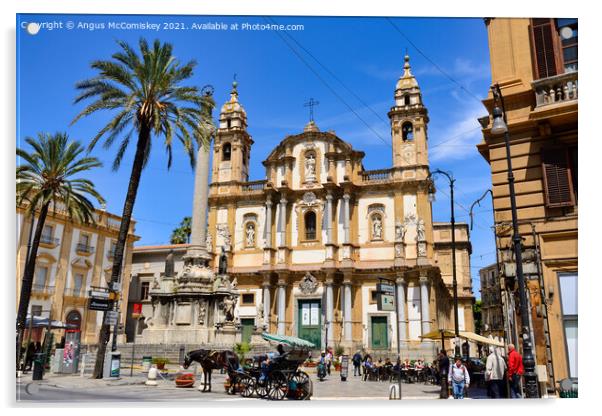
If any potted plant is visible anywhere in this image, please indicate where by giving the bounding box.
[333,359,341,371]
[304,357,317,368]
[175,372,195,388]
[152,357,169,370]
[233,342,250,361]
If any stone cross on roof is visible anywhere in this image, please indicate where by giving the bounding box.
[304,97,319,122]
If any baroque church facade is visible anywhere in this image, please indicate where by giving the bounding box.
[202,55,475,355]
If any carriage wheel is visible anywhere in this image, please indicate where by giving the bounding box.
[267,372,288,401]
[291,371,312,400]
[255,377,269,398]
[239,375,256,398]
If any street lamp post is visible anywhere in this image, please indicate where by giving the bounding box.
[427,169,460,358]
[489,83,539,398]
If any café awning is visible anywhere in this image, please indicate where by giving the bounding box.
[421,328,504,347]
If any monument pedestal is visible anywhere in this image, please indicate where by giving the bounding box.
[216,323,240,345]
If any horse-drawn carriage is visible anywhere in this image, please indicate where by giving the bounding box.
[233,332,314,400]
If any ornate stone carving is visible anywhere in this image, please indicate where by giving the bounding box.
[416,218,426,242]
[305,152,316,181]
[246,222,255,247]
[164,249,175,277]
[302,191,317,206]
[372,215,383,240]
[417,241,427,257]
[222,295,237,322]
[198,302,207,325]
[299,272,318,294]
[217,224,231,247]
[218,246,228,274]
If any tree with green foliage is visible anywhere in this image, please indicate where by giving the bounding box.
[72,38,215,378]
[170,216,192,244]
[16,132,104,370]
[473,299,483,335]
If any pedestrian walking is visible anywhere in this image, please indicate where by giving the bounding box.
[24,342,35,372]
[352,351,362,377]
[438,349,450,399]
[485,347,507,398]
[325,348,333,376]
[507,344,524,398]
[448,356,470,399]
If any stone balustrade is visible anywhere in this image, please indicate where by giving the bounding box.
[532,71,578,108]
[241,179,267,192]
[361,168,393,183]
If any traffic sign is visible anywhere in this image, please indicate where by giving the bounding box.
[104,311,119,326]
[89,290,110,299]
[88,298,111,311]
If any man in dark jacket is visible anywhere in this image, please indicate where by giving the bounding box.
[438,349,450,399]
[352,351,362,376]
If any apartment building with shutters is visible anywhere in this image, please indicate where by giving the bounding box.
[477,18,578,390]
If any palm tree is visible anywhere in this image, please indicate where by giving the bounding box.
[170,216,192,244]
[16,132,105,370]
[72,38,214,378]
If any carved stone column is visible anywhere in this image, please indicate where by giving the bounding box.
[262,276,271,330]
[343,276,353,343]
[277,278,287,335]
[419,273,431,336]
[343,194,351,244]
[265,196,273,249]
[325,275,334,346]
[396,274,408,343]
[278,197,287,247]
[326,193,333,244]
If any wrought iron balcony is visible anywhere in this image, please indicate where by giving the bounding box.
[361,168,392,183]
[532,71,578,108]
[76,243,95,254]
[40,235,60,245]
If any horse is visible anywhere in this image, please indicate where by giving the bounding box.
[183,349,240,393]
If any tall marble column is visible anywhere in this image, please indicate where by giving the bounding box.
[325,276,334,345]
[326,193,333,244]
[277,279,287,335]
[184,134,211,263]
[278,197,287,247]
[262,276,271,329]
[343,277,353,343]
[396,274,408,343]
[343,193,351,244]
[265,196,273,248]
[419,273,431,335]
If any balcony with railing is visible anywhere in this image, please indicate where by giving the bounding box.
[361,168,393,183]
[40,235,60,246]
[532,71,578,109]
[64,288,87,298]
[241,180,267,193]
[32,284,55,295]
[76,243,95,254]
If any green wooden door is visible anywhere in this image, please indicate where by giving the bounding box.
[298,300,321,349]
[241,318,255,344]
[371,316,388,349]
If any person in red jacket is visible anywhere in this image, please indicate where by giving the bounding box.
[507,344,524,398]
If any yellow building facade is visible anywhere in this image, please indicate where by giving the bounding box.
[478,18,578,388]
[16,205,139,345]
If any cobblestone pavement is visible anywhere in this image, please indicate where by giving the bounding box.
[16,365,457,403]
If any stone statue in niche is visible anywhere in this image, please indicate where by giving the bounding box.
[222,295,237,322]
[164,249,175,277]
[305,152,316,180]
[218,246,228,274]
[416,218,426,241]
[246,223,255,247]
[372,215,383,240]
[395,221,405,242]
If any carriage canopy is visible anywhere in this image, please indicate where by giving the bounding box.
[261,332,316,349]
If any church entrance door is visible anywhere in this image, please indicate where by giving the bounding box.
[298,300,321,349]
[371,316,389,349]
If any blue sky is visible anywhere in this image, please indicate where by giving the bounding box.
[16,14,495,298]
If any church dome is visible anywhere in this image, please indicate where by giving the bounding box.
[395,54,419,91]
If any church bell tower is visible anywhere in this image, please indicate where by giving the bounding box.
[388,55,430,168]
[212,80,253,184]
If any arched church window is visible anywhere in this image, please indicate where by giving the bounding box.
[404,95,411,106]
[402,122,414,141]
[223,143,231,161]
[371,213,383,240]
[304,211,317,240]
